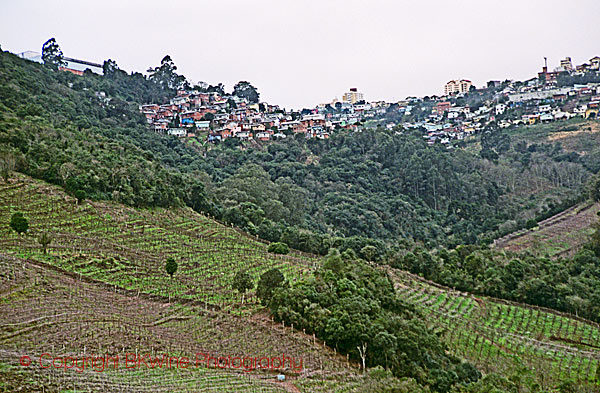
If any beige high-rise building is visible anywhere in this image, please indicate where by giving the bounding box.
[444,79,472,95]
[560,57,573,71]
[342,88,364,104]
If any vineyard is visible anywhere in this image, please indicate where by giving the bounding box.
[0,174,366,392]
[2,174,600,391]
[388,267,600,389]
[494,201,600,257]
[0,174,320,311]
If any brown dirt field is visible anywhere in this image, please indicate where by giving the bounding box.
[547,122,599,142]
[494,202,600,257]
[0,254,357,392]
[547,121,600,153]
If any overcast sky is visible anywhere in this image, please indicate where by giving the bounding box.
[1,0,599,109]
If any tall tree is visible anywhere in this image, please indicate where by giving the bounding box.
[147,55,187,91]
[102,59,120,76]
[41,38,66,68]
[233,81,260,103]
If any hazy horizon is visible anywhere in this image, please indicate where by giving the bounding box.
[1,0,599,109]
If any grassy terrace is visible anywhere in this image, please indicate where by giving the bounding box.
[389,268,600,386]
[0,174,319,312]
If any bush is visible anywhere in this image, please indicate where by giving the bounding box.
[268,242,289,254]
[525,219,537,229]
[10,212,28,234]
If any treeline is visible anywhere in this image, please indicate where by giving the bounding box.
[267,251,481,392]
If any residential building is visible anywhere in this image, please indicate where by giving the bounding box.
[342,88,364,104]
[444,79,472,95]
[559,57,573,72]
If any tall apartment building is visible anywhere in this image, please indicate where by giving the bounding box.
[444,79,472,95]
[560,57,573,72]
[342,88,364,104]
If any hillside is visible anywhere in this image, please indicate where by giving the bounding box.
[0,173,318,310]
[0,173,363,392]
[388,267,600,390]
[494,201,600,257]
[3,49,599,259]
[2,176,600,392]
[2,47,600,392]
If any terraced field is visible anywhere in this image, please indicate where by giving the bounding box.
[0,174,370,391]
[389,268,600,388]
[0,174,318,311]
[0,253,360,392]
[494,202,600,257]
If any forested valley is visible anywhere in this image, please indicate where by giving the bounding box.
[2,47,600,392]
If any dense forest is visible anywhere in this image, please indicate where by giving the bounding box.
[267,251,481,392]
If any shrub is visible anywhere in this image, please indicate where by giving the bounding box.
[525,218,537,229]
[268,242,289,254]
[9,212,28,235]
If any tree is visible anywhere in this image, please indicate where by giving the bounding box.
[41,38,65,68]
[38,232,52,254]
[232,270,253,303]
[233,81,260,103]
[360,245,377,261]
[323,248,344,274]
[102,59,120,76]
[74,189,87,205]
[165,257,178,278]
[525,218,537,230]
[357,341,368,372]
[165,257,178,302]
[257,268,285,305]
[267,242,289,255]
[10,212,28,235]
[207,83,225,95]
[0,151,16,182]
[147,55,187,91]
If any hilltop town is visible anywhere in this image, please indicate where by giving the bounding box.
[15,49,600,147]
[138,56,600,146]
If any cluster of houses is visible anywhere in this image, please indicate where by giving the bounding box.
[140,88,387,142]
[397,56,600,146]
[402,82,600,146]
[15,48,598,148]
[139,56,600,146]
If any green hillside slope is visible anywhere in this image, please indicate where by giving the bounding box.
[0,173,316,310]
[389,268,600,389]
[2,174,600,391]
